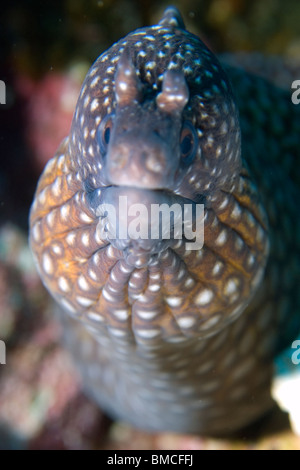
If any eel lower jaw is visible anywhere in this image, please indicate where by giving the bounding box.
[97,184,205,206]
[90,185,205,267]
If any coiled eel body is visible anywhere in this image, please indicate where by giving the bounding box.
[29,8,300,434]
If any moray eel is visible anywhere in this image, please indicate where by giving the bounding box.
[29,8,300,434]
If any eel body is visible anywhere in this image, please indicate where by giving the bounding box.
[29,8,300,434]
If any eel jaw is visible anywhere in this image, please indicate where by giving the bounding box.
[93,185,203,266]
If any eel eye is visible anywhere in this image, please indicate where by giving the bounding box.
[180,121,198,166]
[98,113,114,155]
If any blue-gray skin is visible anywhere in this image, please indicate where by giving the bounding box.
[29,7,300,434]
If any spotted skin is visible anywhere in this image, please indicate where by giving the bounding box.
[29,8,300,434]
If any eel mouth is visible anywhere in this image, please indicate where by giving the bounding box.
[94,185,205,260]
